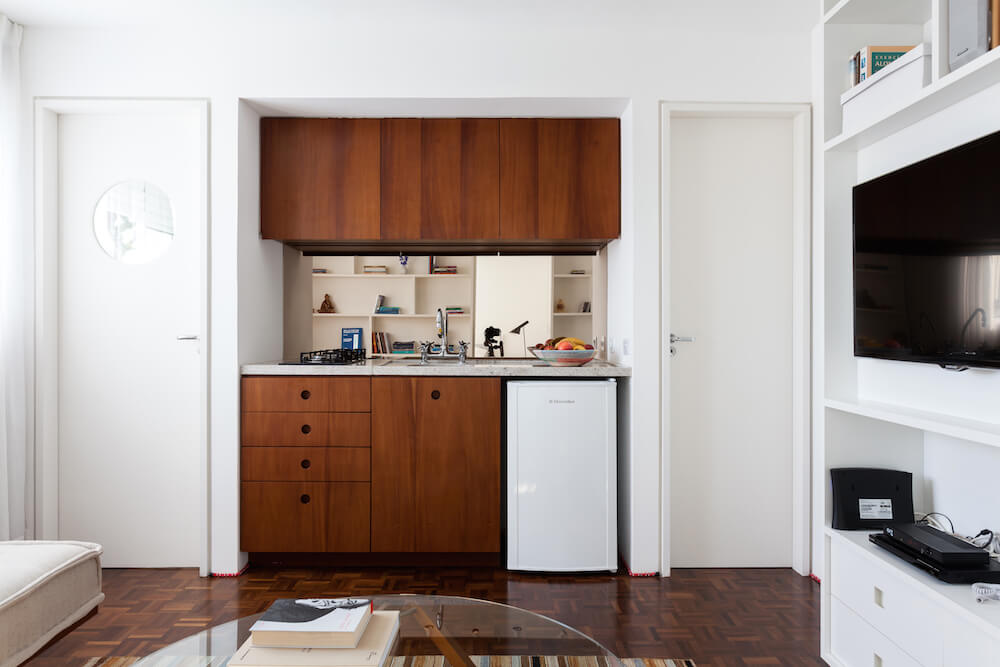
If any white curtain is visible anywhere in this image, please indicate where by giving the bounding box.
[0,14,29,541]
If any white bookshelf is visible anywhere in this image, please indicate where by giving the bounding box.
[815,3,1000,664]
[551,256,603,347]
[310,255,475,355]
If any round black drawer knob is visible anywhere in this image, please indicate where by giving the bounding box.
[301,424,311,434]
[300,494,311,504]
[300,389,311,400]
[431,390,441,400]
[300,459,311,469]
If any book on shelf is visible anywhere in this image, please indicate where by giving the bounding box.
[993,0,1000,50]
[363,265,388,274]
[431,265,458,274]
[848,51,860,87]
[569,269,587,275]
[858,45,914,82]
[372,295,385,313]
[230,609,400,667]
[312,268,328,274]
[391,341,415,353]
[248,598,373,649]
[342,328,363,350]
[375,306,400,314]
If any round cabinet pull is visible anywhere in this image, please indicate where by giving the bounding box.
[300,459,311,470]
[300,389,311,400]
[431,390,441,400]
[301,424,311,434]
[300,494,311,504]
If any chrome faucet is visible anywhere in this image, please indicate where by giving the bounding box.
[420,308,468,363]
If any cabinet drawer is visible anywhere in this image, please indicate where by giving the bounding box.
[242,377,371,412]
[242,412,370,446]
[242,447,370,482]
[240,482,370,552]
[831,597,921,667]
[831,538,944,665]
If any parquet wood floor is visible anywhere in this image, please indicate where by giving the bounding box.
[26,567,821,667]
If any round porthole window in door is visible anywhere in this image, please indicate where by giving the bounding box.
[93,180,174,264]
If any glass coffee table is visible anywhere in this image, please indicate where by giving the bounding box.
[135,594,622,666]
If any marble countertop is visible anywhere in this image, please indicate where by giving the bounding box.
[241,358,631,377]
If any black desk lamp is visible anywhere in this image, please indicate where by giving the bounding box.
[510,320,529,357]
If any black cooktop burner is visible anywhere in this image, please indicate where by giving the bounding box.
[281,348,367,365]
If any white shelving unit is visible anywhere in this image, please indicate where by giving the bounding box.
[550,256,604,348]
[815,2,1000,665]
[310,255,475,356]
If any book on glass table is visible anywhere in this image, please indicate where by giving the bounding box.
[231,609,400,667]
[248,598,373,649]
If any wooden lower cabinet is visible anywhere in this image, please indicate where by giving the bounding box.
[371,377,501,553]
[240,481,370,552]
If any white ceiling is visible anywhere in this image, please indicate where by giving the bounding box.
[1,0,818,31]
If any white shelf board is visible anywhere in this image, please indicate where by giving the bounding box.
[825,47,1000,152]
[553,312,592,317]
[315,313,469,319]
[824,397,1000,447]
[554,274,592,279]
[312,273,469,279]
[825,529,1000,639]
[823,0,930,26]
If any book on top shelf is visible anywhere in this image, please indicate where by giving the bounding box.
[248,598,373,649]
[342,328,363,350]
[363,265,388,274]
[231,609,400,667]
[858,45,914,82]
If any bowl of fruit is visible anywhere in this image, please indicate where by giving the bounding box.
[529,337,597,366]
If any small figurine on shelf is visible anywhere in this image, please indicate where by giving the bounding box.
[398,253,409,274]
[318,294,336,313]
[555,298,566,313]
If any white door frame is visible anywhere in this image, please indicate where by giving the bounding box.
[659,102,812,576]
[34,98,211,575]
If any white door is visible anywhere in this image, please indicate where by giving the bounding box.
[57,110,204,567]
[669,115,794,567]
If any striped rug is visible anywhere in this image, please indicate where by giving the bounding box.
[85,656,696,667]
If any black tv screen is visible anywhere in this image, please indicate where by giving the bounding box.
[853,129,1000,369]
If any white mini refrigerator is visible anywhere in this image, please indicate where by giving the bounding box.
[506,379,617,572]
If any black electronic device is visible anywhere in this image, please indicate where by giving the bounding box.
[870,526,1000,584]
[831,467,914,530]
[885,523,989,568]
[852,128,1000,370]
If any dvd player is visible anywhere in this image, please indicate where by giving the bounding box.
[870,525,1000,584]
[884,524,989,568]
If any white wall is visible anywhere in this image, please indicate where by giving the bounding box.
[475,256,552,356]
[18,2,815,574]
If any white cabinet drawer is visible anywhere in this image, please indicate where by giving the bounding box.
[831,538,944,665]
[831,597,922,667]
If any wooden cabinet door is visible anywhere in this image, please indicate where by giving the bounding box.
[371,377,501,553]
[381,119,499,240]
[500,118,620,241]
[260,118,380,240]
[414,377,501,552]
[371,377,418,551]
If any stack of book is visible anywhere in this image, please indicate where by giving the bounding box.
[371,331,392,355]
[230,598,400,667]
[375,306,401,314]
[431,265,458,275]
[847,45,913,87]
[391,341,415,355]
[312,268,328,274]
[444,306,464,316]
[363,265,389,274]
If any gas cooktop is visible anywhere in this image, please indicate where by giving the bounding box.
[280,348,367,365]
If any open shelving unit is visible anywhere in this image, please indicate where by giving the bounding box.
[815,1,1000,664]
[550,256,604,347]
[310,255,475,357]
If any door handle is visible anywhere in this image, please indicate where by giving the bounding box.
[176,335,200,341]
[669,333,694,357]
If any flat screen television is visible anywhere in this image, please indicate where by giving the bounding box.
[853,129,1000,370]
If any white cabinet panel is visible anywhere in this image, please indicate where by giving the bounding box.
[831,597,922,667]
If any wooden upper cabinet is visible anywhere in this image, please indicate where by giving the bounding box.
[260,118,380,240]
[500,118,621,241]
[380,119,500,240]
